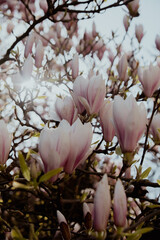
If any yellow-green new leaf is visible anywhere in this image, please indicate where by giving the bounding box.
[140,167,151,179]
[39,168,63,183]
[18,151,30,181]
[11,226,26,240]
[157,179,160,185]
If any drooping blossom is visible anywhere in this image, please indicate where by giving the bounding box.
[138,64,160,97]
[93,174,111,232]
[0,120,12,165]
[150,113,160,143]
[117,54,128,81]
[113,179,127,227]
[72,75,106,115]
[99,99,115,142]
[113,95,147,153]
[39,119,93,179]
[155,34,160,51]
[53,96,78,125]
[135,24,144,43]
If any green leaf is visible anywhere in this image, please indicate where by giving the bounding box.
[18,151,30,181]
[140,167,151,179]
[115,146,122,156]
[38,168,63,183]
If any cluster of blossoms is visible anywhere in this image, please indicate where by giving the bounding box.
[1,0,160,239]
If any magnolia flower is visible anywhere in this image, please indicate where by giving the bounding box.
[0,120,12,165]
[135,24,144,43]
[138,64,160,97]
[71,53,79,79]
[64,118,93,174]
[93,174,111,232]
[117,54,128,81]
[113,95,147,153]
[54,96,78,125]
[155,34,160,51]
[72,75,106,115]
[39,119,93,178]
[39,121,70,181]
[99,99,115,142]
[150,113,160,143]
[113,179,127,227]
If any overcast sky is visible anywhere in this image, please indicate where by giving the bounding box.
[81,0,160,62]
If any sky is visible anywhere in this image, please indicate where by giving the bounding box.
[81,0,160,62]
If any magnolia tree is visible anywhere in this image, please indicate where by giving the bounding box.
[0,0,160,239]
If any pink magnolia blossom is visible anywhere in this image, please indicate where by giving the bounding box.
[64,118,93,174]
[117,54,128,81]
[155,34,160,51]
[39,121,70,180]
[113,179,127,227]
[39,119,93,178]
[113,95,147,153]
[35,40,44,68]
[135,24,144,43]
[93,174,111,232]
[71,53,79,79]
[138,64,160,97]
[72,75,106,115]
[150,113,160,143]
[54,96,78,125]
[0,120,12,165]
[99,99,115,142]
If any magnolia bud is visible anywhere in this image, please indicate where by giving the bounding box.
[135,24,144,43]
[123,15,129,32]
[113,179,127,227]
[155,34,160,51]
[57,211,71,240]
[71,53,79,79]
[35,40,44,68]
